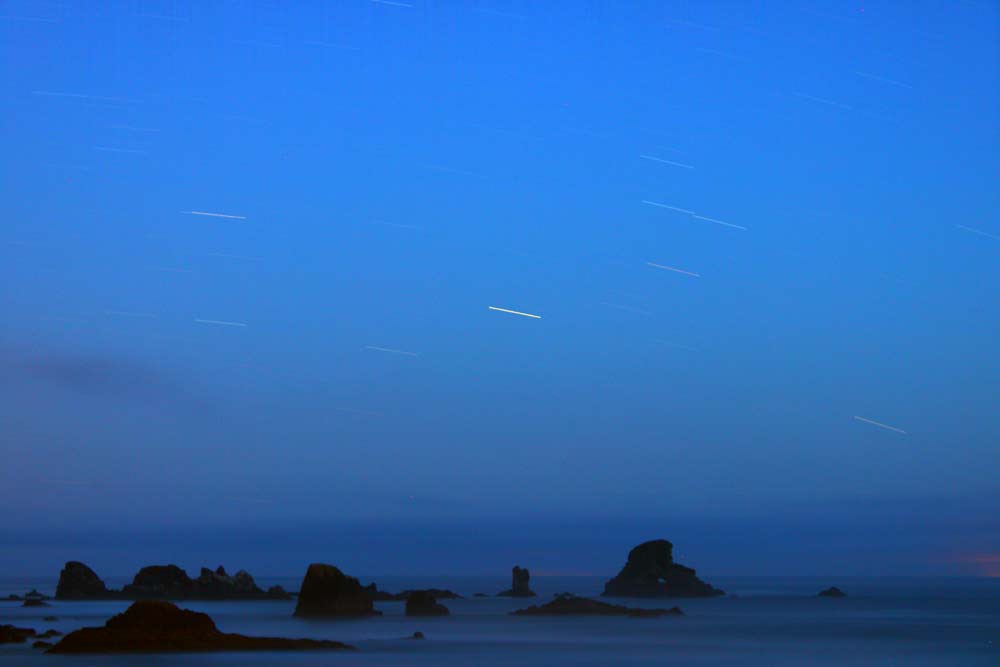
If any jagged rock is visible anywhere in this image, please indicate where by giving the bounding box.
[602,540,724,598]
[405,591,450,616]
[0,625,36,644]
[56,561,289,601]
[47,600,354,653]
[56,561,112,599]
[33,640,54,649]
[512,593,683,617]
[497,566,536,597]
[37,629,62,638]
[293,564,381,617]
[818,586,846,598]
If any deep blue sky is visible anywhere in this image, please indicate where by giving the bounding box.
[1,1,998,577]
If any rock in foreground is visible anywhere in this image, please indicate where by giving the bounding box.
[497,566,536,597]
[602,539,724,598]
[294,563,381,617]
[818,586,846,598]
[512,593,683,617]
[405,591,450,616]
[47,600,354,653]
[0,625,36,644]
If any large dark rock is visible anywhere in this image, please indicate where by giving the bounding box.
[56,561,112,599]
[818,586,846,598]
[602,539,724,598]
[512,593,683,617]
[405,591,450,616]
[122,565,198,598]
[22,599,48,607]
[0,625,36,644]
[47,600,354,653]
[497,565,536,597]
[293,563,381,617]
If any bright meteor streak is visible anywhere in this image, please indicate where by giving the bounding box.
[488,306,541,319]
[182,211,247,220]
[854,416,907,434]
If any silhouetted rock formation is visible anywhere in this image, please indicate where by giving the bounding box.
[818,586,846,598]
[56,561,110,599]
[497,566,536,597]
[0,625,36,644]
[405,590,450,616]
[23,599,48,607]
[32,640,53,650]
[602,540,724,598]
[512,593,683,617]
[55,561,289,601]
[37,629,62,638]
[366,583,462,602]
[47,600,354,654]
[294,563,381,617]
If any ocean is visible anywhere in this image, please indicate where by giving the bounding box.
[2,575,998,666]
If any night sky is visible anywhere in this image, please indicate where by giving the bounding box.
[1,1,998,577]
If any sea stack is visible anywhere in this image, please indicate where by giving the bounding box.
[405,590,450,616]
[602,539,724,598]
[293,563,381,617]
[497,566,536,597]
[55,561,112,599]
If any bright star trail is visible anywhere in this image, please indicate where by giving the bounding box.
[182,211,247,220]
[194,318,247,327]
[365,345,419,356]
[854,416,908,435]
[488,306,541,319]
[647,262,701,277]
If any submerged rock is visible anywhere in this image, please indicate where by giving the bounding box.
[497,566,536,597]
[602,540,724,598]
[405,591,450,616]
[367,584,462,602]
[294,563,381,617]
[818,586,847,598]
[47,600,354,653]
[0,625,36,644]
[512,593,683,617]
[409,631,425,640]
[56,561,112,599]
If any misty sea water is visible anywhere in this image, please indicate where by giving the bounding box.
[2,575,998,666]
